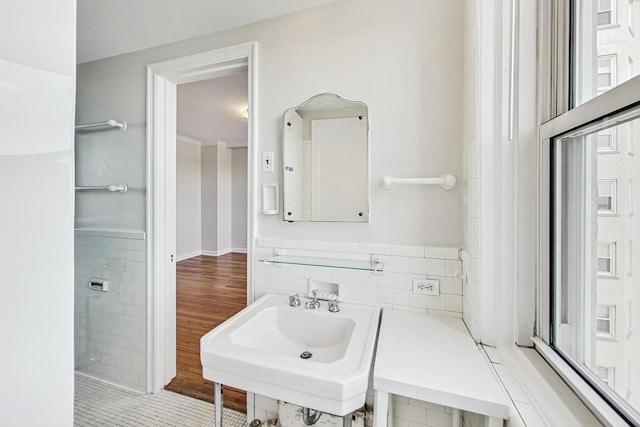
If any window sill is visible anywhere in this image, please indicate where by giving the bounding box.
[597,149,619,154]
[532,338,630,426]
[482,344,605,426]
[597,24,620,30]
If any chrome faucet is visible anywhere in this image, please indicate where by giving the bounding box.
[328,299,340,313]
[289,293,301,307]
[304,290,321,310]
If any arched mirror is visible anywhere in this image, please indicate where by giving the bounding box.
[282,94,369,222]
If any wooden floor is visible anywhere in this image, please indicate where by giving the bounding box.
[165,253,247,413]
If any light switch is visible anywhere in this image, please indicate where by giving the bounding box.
[263,152,274,172]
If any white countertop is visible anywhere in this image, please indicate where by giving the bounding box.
[373,309,509,420]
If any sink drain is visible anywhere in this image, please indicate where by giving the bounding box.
[300,351,313,359]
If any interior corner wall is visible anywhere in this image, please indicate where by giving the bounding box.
[201,145,218,253]
[0,0,76,425]
[217,143,232,254]
[232,147,248,251]
[177,139,202,259]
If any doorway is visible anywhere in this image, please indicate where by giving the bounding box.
[146,43,257,419]
[165,73,249,410]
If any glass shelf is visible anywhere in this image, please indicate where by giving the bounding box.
[258,254,384,273]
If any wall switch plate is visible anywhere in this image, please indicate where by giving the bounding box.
[412,278,439,296]
[263,152,274,172]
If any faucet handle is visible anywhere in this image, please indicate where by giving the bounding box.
[311,289,318,300]
[289,293,301,307]
[328,300,340,313]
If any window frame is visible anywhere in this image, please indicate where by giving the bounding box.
[597,242,617,276]
[596,127,617,152]
[596,366,615,387]
[539,68,640,427]
[596,304,616,337]
[597,0,615,27]
[597,179,617,213]
[597,54,617,94]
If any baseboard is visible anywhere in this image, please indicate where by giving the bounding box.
[200,248,247,257]
[176,250,202,262]
[201,249,230,257]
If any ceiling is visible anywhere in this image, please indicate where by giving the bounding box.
[177,71,248,147]
[77,0,340,63]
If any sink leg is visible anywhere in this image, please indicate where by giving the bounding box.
[214,382,223,427]
[343,412,352,427]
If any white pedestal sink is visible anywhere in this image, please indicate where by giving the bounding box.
[200,293,380,418]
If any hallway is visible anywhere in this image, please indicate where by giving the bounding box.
[165,254,247,412]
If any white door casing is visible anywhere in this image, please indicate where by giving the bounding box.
[146,42,257,418]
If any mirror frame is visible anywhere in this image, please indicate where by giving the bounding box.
[282,93,370,222]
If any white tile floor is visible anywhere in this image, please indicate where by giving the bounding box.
[75,374,247,427]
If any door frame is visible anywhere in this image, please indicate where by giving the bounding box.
[145,42,257,414]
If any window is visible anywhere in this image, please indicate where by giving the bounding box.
[540,1,640,423]
[598,55,616,93]
[598,180,617,213]
[597,0,614,26]
[596,128,616,151]
[598,242,616,276]
[597,305,616,337]
[597,366,615,387]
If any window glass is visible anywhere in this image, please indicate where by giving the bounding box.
[597,56,616,92]
[574,2,640,105]
[596,305,615,336]
[597,128,615,151]
[598,243,616,275]
[598,0,613,26]
[552,110,640,419]
[598,180,616,212]
[597,366,615,386]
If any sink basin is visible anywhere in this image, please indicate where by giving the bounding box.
[200,294,380,416]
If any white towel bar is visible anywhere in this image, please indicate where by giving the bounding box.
[75,119,127,131]
[75,184,128,193]
[379,174,456,190]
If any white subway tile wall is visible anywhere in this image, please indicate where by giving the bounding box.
[254,239,462,316]
[253,239,471,427]
[74,231,147,391]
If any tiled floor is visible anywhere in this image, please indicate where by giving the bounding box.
[75,374,247,427]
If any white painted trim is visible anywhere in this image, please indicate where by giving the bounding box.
[232,247,248,254]
[176,134,202,146]
[146,42,257,407]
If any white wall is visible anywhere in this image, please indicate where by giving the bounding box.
[76,0,464,246]
[232,147,248,251]
[0,1,76,425]
[201,145,218,252]
[177,138,202,259]
[217,143,232,253]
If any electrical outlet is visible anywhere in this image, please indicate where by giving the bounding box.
[412,278,439,296]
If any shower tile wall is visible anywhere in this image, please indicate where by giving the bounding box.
[74,230,147,391]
